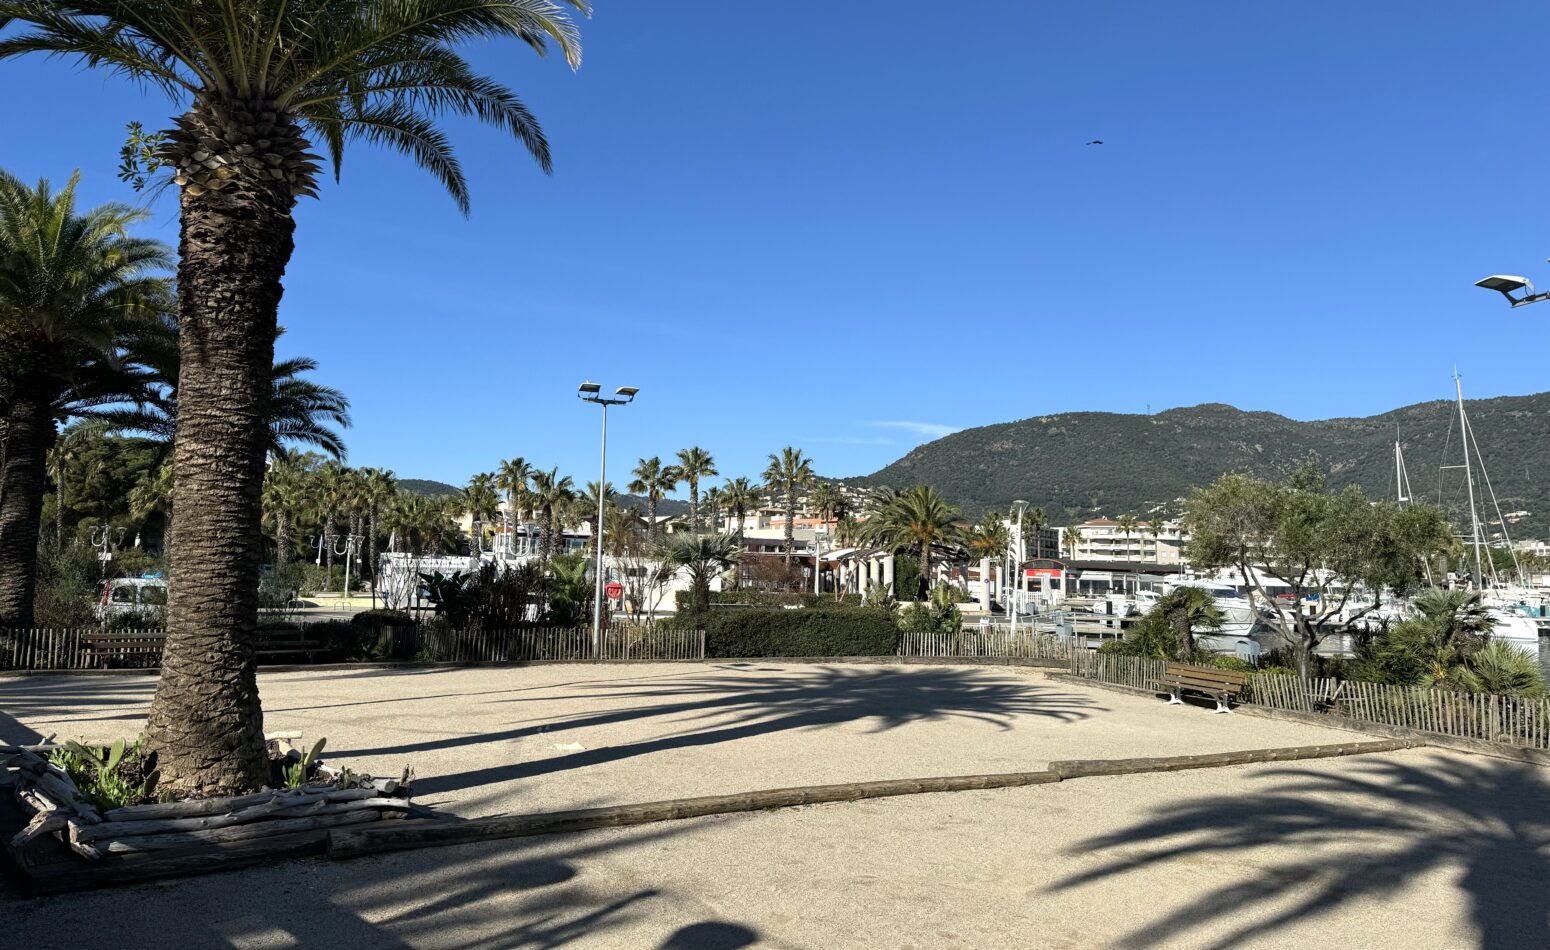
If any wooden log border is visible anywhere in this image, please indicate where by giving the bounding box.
[327,738,1413,859]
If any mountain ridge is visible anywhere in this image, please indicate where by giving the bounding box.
[856,391,1550,537]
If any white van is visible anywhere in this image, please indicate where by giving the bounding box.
[97,577,169,619]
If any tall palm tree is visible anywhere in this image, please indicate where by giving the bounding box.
[496,456,532,537]
[673,446,717,529]
[603,503,647,557]
[863,484,963,597]
[529,467,574,562]
[262,453,315,580]
[310,461,351,581]
[762,447,814,563]
[722,476,756,541]
[1116,514,1139,556]
[460,471,499,553]
[358,467,396,586]
[0,171,169,627]
[628,456,678,541]
[702,486,724,533]
[1025,505,1048,556]
[0,0,586,790]
[1146,518,1165,560]
[581,479,616,552]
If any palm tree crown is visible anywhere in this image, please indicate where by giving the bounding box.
[762,447,814,562]
[863,484,963,599]
[674,446,717,529]
[628,456,678,540]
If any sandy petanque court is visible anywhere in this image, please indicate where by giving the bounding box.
[4,663,1549,948]
[3,662,1356,816]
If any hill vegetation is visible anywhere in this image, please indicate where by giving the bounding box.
[857,392,1550,538]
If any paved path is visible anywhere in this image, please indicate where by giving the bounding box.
[1,663,1358,816]
[5,747,1546,948]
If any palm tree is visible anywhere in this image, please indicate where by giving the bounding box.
[357,468,396,587]
[0,171,170,627]
[496,456,532,537]
[0,0,586,790]
[529,467,574,562]
[809,481,844,532]
[1025,505,1048,556]
[581,479,616,552]
[702,486,724,534]
[762,447,815,563]
[1155,586,1224,659]
[1146,518,1165,560]
[603,503,647,557]
[657,532,743,614]
[966,511,1010,561]
[628,457,678,541]
[863,485,963,598]
[1116,514,1139,557]
[460,472,499,553]
[673,446,717,529]
[1063,525,1082,559]
[262,454,315,581]
[310,461,351,582]
[722,477,757,541]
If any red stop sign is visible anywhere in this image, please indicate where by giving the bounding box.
[605,582,624,600]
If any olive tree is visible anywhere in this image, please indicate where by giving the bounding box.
[1183,458,1454,678]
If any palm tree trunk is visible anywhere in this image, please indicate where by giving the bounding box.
[275,508,290,575]
[689,481,699,531]
[368,510,378,592]
[54,464,63,546]
[0,386,54,627]
[648,498,659,542]
[324,511,336,578]
[920,539,932,601]
[145,156,293,792]
[783,489,795,564]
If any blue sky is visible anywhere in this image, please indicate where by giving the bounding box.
[4,2,1550,491]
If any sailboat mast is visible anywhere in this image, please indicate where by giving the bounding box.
[1456,374,1486,589]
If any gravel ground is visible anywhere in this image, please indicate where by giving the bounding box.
[0,662,1360,816]
[4,746,1545,949]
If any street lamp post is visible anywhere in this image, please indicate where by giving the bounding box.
[579,382,639,656]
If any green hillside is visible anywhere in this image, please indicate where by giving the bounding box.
[857,392,1550,538]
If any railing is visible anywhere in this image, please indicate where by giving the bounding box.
[899,630,1071,661]
[1066,650,1550,751]
[0,624,707,671]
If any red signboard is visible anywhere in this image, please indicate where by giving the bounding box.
[1024,568,1062,578]
[605,582,624,600]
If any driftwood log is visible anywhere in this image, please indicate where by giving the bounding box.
[6,740,416,865]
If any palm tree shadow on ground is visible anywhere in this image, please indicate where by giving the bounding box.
[1047,752,1550,949]
[335,666,1100,795]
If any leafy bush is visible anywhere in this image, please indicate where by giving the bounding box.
[32,542,99,628]
[893,554,923,602]
[102,608,163,632]
[351,609,418,660]
[1209,655,1257,674]
[695,608,899,658]
[898,600,961,634]
[304,620,368,661]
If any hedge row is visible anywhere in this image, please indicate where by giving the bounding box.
[692,608,900,658]
[672,590,869,610]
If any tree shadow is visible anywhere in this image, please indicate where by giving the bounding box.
[1048,752,1550,949]
[0,676,155,742]
[5,818,764,949]
[339,665,1099,796]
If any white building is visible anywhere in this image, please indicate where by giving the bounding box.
[1064,518,1187,565]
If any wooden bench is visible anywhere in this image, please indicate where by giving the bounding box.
[1158,661,1250,714]
[256,628,324,664]
[81,631,166,669]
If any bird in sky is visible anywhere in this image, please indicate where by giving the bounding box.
[1086,140,1104,145]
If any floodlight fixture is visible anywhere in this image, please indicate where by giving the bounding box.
[615,386,640,400]
[1475,264,1550,308]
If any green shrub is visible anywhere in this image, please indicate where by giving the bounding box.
[351,609,418,660]
[304,620,368,661]
[1209,655,1257,674]
[696,608,899,658]
[893,554,923,601]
